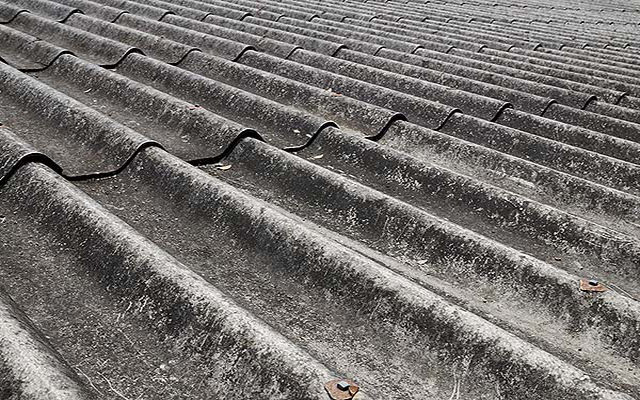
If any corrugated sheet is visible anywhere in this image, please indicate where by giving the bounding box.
[1,0,639,398]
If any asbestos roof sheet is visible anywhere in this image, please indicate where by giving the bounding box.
[1,0,640,399]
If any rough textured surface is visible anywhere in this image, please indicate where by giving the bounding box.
[1,0,640,398]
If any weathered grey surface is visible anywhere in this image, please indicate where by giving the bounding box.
[0,287,95,400]
[1,0,640,398]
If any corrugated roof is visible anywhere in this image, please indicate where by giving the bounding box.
[0,0,639,398]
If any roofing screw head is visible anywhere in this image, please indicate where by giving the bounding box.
[588,279,599,286]
[336,381,351,391]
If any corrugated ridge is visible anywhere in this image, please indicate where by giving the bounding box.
[1,160,360,399]
[0,288,95,400]
[0,60,158,177]
[137,3,640,122]
[77,144,640,399]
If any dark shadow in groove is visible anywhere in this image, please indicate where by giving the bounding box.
[198,13,213,22]
[231,46,258,62]
[58,9,84,23]
[283,46,303,60]
[490,102,514,122]
[531,43,543,51]
[0,9,30,24]
[167,48,203,66]
[433,108,463,131]
[188,129,264,166]
[0,153,62,188]
[110,11,129,23]
[100,47,145,69]
[12,50,75,72]
[284,121,339,151]
[614,92,629,106]
[365,113,407,141]
[580,95,599,110]
[329,44,348,57]
[65,142,163,182]
[238,12,252,21]
[372,46,386,57]
[537,99,557,116]
[16,45,145,73]
[157,11,176,22]
[410,45,424,54]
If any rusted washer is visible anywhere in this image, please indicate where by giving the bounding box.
[325,379,360,399]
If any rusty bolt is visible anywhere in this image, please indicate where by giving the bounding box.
[325,379,359,400]
[579,278,607,292]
